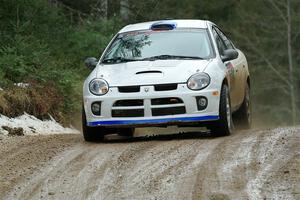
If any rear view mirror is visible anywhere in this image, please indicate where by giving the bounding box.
[221,49,238,62]
[84,57,98,69]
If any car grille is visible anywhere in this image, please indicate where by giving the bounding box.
[154,83,177,91]
[151,97,183,105]
[118,84,178,93]
[151,97,186,116]
[112,109,144,117]
[113,100,144,107]
[152,107,186,116]
[111,97,186,118]
[112,99,144,117]
[118,86,140,93]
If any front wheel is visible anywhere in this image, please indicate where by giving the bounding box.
[82,106,106,142]
[208,84,234,136]
[233,83,251,129]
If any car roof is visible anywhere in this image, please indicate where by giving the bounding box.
[119,19,211,33]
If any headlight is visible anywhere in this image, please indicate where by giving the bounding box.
[89,79,109,95]
[187,73,210,90]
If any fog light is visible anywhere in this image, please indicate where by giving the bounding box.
[196,96,207,110]
[91,102,101,115]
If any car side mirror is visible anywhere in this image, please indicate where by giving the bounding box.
[221,49,238,62]
[84,57,98,70]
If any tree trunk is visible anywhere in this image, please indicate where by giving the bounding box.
[120,0,130,21]
[108,0,120,18]
[101,0,108,20]
[287,0,296,125]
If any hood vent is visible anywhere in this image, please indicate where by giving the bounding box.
[136,70,162,75]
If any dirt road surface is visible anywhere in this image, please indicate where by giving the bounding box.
[0,127,299,200]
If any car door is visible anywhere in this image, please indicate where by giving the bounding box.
[212,26,244,109]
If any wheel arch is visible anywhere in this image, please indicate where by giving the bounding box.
[222,76,229,87]
[246,76,250,88]
[218,76,229,107]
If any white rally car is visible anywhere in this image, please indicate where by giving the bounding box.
[82,20,251,141]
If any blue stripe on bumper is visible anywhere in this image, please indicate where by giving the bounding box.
[87,115,219,126]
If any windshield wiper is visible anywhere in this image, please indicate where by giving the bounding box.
[142,55,204,61]
[102,55,203,63]
[102,57,140,64]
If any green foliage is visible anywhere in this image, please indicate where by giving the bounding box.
[0,0,123,122]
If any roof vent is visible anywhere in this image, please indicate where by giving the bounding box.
[150,21,177,31]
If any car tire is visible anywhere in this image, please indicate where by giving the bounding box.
[209,84,234,136]
[82,106,105,142]
[118,128,135,137]
[233,83,251,129]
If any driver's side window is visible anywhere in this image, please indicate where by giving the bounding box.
[212,28,227,55]
[215,27,234,50]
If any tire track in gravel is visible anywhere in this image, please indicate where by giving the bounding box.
[190,130,262,200]
[0,134,81,197]
[1,127,299,200]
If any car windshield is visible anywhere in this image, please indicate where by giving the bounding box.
[101,29,214,64]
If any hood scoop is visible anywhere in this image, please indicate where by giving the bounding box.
[136,70,162,75]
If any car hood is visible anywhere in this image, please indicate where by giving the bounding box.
[96,60,211,86]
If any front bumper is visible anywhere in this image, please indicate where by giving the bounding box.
[87,115,219,127]
[84,83,220,127]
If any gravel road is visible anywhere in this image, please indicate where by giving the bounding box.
[0,127,299,200]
